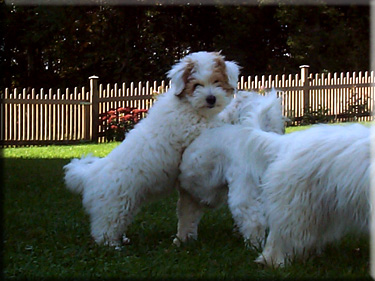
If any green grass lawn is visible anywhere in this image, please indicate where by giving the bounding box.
[3,123,371,280]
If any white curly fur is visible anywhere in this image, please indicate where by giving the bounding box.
[177,91,372,267]
[256,123,371,267]
[64,51,239,247]
[175,90,285,246]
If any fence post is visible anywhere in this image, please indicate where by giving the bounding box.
[89,75,99,143]
[300,65,310,113]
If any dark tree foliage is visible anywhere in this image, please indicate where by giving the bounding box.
[275,5,370,73]
[1,2,370,89]
[214,6,291,75]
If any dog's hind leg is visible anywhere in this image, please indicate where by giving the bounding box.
[227,174,266,247]
[255,230,287,267]
[173,187,204,246]
[90,215,125,248]
[89,195,137,248]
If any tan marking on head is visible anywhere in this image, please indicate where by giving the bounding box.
[183,78,204,97]
[182,60,195,84]
[211,51,223,57]
[180,53,235,97]
[210,57,235,96]
[176,59,196,97]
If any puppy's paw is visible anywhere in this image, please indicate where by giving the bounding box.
[254,254,266,265]
[173,237,182,247]
[122,235,131,245]
[254,253,285,268]
[104,239,122,248]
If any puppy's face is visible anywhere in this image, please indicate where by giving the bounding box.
[168,52,240,118]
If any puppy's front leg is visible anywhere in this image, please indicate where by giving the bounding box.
[173,187,204,246]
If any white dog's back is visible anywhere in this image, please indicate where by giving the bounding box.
[264,124,371,233]
[219,90,285,133]
[255,123,371,266]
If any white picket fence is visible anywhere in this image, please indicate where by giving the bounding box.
[1,66,374,146]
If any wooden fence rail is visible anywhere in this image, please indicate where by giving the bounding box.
[1,65,374,146]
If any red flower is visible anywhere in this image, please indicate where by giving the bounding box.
[132,109,148,115]
[102,107,147,142]
[117,107,132,114]
[121,114,134,121]
[108,116,117,123]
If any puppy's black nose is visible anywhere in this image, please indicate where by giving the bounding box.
[206,95,216,105]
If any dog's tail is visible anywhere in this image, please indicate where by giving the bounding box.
[63,154,100,194]
[241,89,285,170]
[241,89,284,134]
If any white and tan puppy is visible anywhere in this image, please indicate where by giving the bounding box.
[64,51,239,248]
[175,91,285,246]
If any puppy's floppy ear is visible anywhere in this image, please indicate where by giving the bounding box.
[224,61,241,91]
[167,58,195,96]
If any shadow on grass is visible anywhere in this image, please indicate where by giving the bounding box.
[3,157,371,280]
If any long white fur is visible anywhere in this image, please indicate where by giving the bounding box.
[256,122,371,267]
[64,51,239,247]
[175,90,285,246]
[178,90,371,267]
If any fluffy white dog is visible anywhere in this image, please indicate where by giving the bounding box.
[64,51,239,247]
[177,91,371,267]
[175,90,285,246]
[255,122,371,267]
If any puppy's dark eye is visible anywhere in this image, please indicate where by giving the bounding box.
[193,83,203,90]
